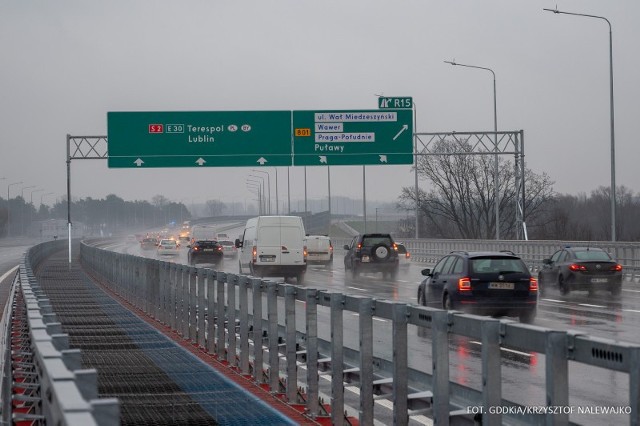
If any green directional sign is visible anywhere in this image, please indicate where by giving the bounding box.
[378,97,413,109]
[107,111,292,168]
[292,109,413,166]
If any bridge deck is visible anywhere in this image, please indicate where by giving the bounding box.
[33,247,305,426]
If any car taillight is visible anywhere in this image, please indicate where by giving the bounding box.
[218,246,223,251]
[569,264,587,271]
[252,246,257,263]
[303,245,308,260]
[611,264,623,272]
[458,277,471,292]
[529,277,538,291]
[392,243,398,251]
[356,242,362,253]
[193,246,199,251]
[405,252,411,259]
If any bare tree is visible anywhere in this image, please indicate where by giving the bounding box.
[398,138,555,239]
[206,199,226,216]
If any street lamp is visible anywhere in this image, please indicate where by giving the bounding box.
[251,170,272,215]
[21,185,35,199]
[40,192,54,207]
[544,7,617,242]
[445,60,500,240]
[246,183,262,214]
[249,174,269,214]
[7,181,23,238]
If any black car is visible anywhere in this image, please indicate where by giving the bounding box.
[343,233,399,279]
[417,251,538,323]
[187,240,223,266]
[538,247,622,296]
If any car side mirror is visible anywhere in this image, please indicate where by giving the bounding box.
[421,268,431,276]
[542,258,552,265]
[235,238,243,248]
[343,244,350,250]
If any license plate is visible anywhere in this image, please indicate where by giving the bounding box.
[489,282,514,290]
[260,256,276,262]
[591,278,608,283]
[203,249,214,252]
[361,255,370,263]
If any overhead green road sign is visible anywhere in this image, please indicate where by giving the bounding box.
[107,111,292,168]
[292,109,413,166]
[378,97,413,109]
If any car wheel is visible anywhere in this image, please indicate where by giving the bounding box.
[443,293,453,310]
[296,272,305,284]
[371,244,390,261]
[611,285,622,297]
[519,308,536,324]
[558,275,569,295]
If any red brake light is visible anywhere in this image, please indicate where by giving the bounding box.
[392,243,398,251]
[303,245,308,260]
[529,277,538,291]
[611,264,623,272]
[569,263,587,272]
[458,277,471,292]
[252,246,257,263]
[406,252,411,259]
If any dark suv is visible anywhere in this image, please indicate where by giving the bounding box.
[417,251,538,323]
[343,233,399,280]
[538,246,622,296]
[187,240,223,266]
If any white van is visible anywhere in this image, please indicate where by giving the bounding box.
[304,235,333,265]
[236,216,307,283]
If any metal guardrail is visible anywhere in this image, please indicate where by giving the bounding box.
[0,241,119,425]
[81,241,640,425]
[332,237,640,280]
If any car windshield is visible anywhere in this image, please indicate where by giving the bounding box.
[219,241,234,247]
[470,257,528,274]
[573,250,612,261]
[160,240,176,247]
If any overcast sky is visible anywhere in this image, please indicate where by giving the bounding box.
[1,1,638,210]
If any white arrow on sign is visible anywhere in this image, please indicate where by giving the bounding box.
[379,155,388,163]
[195,158,206,166]
[134,158,144,167]
[393,124,409,141]
[319,156,327,164]
[257,157,268,165]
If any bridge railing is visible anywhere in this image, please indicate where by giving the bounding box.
[80,241,640,425]
[333,237,640,280]
[0,241,119,425]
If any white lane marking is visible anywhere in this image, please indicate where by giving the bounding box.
[469,340,532,357]
[542,298,566,303]
[373,318,388,323]
[0,265,20,283]
[347,286,364,291]
[578,303,606,308]
[623,289,640,293]
[623,309,640,313]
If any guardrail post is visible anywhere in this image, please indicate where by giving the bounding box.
[267,281,280,392]
[216,272,227,359]
[169,263,177,331]
[285,285,297,402]
[227,274,238,367]
[206,270,217,354]
[330,292,345,426]
[197,267,206,349]
[238,276,250,375]
[181,265,190,338]
[393,303,409,426]
[359,297,374,425]
[305,288,319,418]
[432,310,450,425]
[481,319,502,426]
[188,266,197,343]
[252,278,264,383]
[546,331,569,425]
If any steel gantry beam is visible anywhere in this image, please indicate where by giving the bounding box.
[413,130,526,240]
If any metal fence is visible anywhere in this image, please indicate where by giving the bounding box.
[0,241,119,425]
[80,241,640,425]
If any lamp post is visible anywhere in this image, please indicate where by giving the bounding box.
[246,183,262,214]
[29,189,44,234]
[251,170,272,215]
[247,180,264,214]
[544,7,617,242]
[445,60,499,240]
[21,185,35,199]
[7,181,23,238]
[249,174,269,215]
[41,192,54,207]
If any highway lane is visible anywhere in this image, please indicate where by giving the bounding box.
[111,235,639,424]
